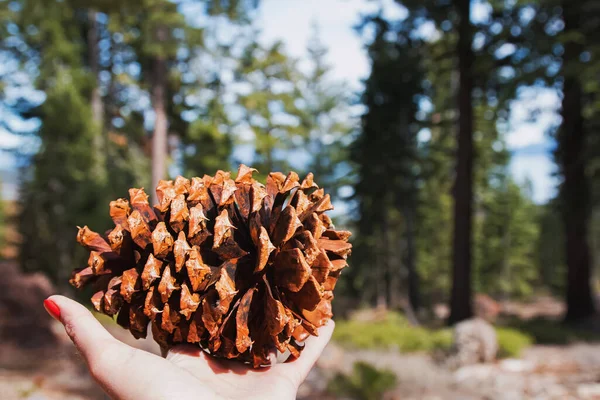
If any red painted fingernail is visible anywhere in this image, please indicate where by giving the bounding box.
[44,298,61,321]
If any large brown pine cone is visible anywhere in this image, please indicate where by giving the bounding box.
[70,165,351,367]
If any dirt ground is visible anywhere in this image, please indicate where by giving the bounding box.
[298,342,600,399]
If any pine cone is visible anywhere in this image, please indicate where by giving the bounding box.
[71,165,351,367]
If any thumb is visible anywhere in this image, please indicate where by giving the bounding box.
[277,320,335,385]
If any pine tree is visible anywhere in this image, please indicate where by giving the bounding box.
[416,38,527,305]
[468,0,598,310]
[181,72,233,175]
[111,0,257,203]
[447,0,475,324]
[388,0,477,323]
[114,0,190,204]
[557,0,596,321]
[6,0,152,284]
[4,0,262,285]
[416,33,456,304]
[475,177,540,298]
[537,199,566,294]
[392,0,551,321]
[350,15,424,312]
[19,69,108,283]
[177,19,249,176]
[296,23,353,196]
[237,39,304,174]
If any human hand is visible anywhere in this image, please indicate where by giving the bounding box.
[44,295,333,400]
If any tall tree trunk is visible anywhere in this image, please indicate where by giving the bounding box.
[404,203,420,311]
[151,55,168,205]
[385,213,400,309]
[501,225,511,301]
[448,0,474,325]
[377,213,390,308]
[87,9,105,183]
[560,0,596,322]
[88,10,103,125]
[150,25,169,205]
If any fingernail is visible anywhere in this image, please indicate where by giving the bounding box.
[44,298,61,321]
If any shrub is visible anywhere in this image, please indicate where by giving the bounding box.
[504,317,599,345]
[327,361,397,400]
[333,313,453,353]
[430,329,454,351]
[333,312,535,358]
[495,327,534,358]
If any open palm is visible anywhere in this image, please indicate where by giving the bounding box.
[46,295,333,400]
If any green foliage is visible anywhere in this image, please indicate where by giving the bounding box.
[295,23,353,197]
[18,69,109,284]
[104,0,256,181]
[237,39,304,174]
[348,15,425,307]
[504,317,600,345]
[388,0,563,317]
[333,313,453,353]
[333,312,536,359]
[327,361,397,400]
[183,120,233,176]
[415,34,456,303]
[205,0,258,21]
[7,0,152,284]
[536,201,566,294]
[495,327,534,358]
[416,180,453,299]
[181,72,233,176]
[2,0,596,324]
[475,178,541,298]
[414,30,540,305]
[4,0,351,291]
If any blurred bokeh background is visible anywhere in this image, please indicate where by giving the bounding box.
[1,0,599,399]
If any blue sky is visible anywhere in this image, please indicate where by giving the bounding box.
[1,0,560,203]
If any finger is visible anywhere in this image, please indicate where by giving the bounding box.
[47,295,123,362]
[46,295,213,400]
[277,320,335,384]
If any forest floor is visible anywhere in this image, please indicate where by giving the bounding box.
[300,342,600,399]
[2,262,600,400]
[2,325,600,400]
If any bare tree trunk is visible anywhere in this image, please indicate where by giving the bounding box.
[449,0,474,325]
[404,203,420,311]
[377,214,389,309]
[400,298,420,326]
[151,56,168,205]
[87,9,106,183]
[150,26,169,205]
[385,214,400,310]
[501,226,511,302]
[560,0,596,322]
[88,10,103,125]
